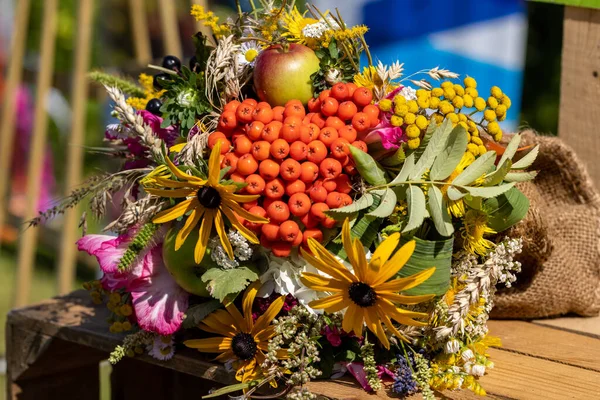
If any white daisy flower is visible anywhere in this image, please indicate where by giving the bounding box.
[147,335,175,361]
[237,41,261,70]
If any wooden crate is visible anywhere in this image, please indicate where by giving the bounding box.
[5,290,600,399]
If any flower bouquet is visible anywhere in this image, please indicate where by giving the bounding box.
[38,2,539,398]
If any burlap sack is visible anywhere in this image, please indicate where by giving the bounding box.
[492,130,600,319]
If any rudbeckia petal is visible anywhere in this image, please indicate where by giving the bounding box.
[254,325,277,343]
[377,308,410,343]
[214,210,234,259]
[153,198,194,224]
[365,309,389,349]
[194,209,215,264]
[304,240,357,283]
[152,177,194,188]
[166,155,203,182]
[208,141,222,186]
[342,219,364,280]
[308,294,345,310]
[299,274,346,292]
[375,267,435,292]
[369,232,399,274]
[243,280,261,331]
[225,199,269,223]
[225,302,248,333]
[372,240,416,286]
[221,207,261,244]
[214,349,235,362]
[252,295,285,335]
[175,205,203,250]
[224,192,261,203]
[342,304,364,337]
[184,337,232,352]
[378,292,435,305]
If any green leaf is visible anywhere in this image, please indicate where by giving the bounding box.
[367,188,397,218]
[483,159,512,186]
[328,40,339,58]
[452,151,497,186]
[326,193,374,217]
[484,187,530,232]
[428,185,454,236]
[447,186,465,201]
[430,125,469,180]
[403,185,426,232]
[410,119,453,180]
[202,382,256,399]
[380,147,406,167]
[413,119,437,159]
[504,171,538,182]
[460,182,515,198]
[397,236,453,296]
[201,266,258,302]
[390,153,415,185]
[511,145,539,169]
[348,145,387,185]
[182,300,221,329]
[498,133,521,168]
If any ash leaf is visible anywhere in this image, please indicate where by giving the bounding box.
[201,266,258,302]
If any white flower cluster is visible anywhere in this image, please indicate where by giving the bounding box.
[399,86,417,101]
[147,335,175,361]
[301,17,339,39]
[435,237,523,340]
[208,230,253,269]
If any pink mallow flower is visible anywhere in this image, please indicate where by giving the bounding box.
[323,325,342,347]
[363,86,407,151]
[77,232,188,336]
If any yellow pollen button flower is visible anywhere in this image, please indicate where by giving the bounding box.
[463,94,474,108]
[479,145,487,154]
[415,115,428,130]
[446,112,459,123]
[495,104,507,117]
[431,87,444,97]
[453,84,465,96]
[487,96,499,109]
[429,97,440,109]
[438,100,453,115]
[390,115,404,127]
[458,121,468,131]
[501,94,512,108]
[465,87,479,98]
[491,86,503,99]
[458,113,467,122]
[394,103,408,117]
[487,121,501,135]
[417,96,430,109]
[474,97,486,111]
[407,100,419,113]
[464,76,477,88]
[379,99,392,112]
[404,112,416,125]
[494,131,503,142]
[416,89,430,98]
[441,81,453,89]
[407,138,421,149]
[467,143,480,156]
[394,94,407,105]
[452,96,464,109]
[432,112,445,124]
[471,136,483,146]
[484,109,497,122]
[443,87,456,100]
[406,124,420,138]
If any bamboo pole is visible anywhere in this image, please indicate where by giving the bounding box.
[56,0,95,295]
[14,0,59,307]
[159,0,183,58]
[0,0,31,248]
[128,0,152,65]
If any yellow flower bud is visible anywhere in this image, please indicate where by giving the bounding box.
[429,97,440,109]
[110,322,123,333]
[443,87,456,100]
[407,138,420,149]
[495,104,507,118]
[394,95,406,105]
[487,96,499,109]
[458,121,468,131]
[83,282,92,290]
[447,112,459,123]
[431,87,444,97]
[501,94,512,108]
[122,321,132,331]
[415,115,428,130]
[109,292,121,303]
[441,81,453,89]
[406,124,421,138]
[479,145,487,155]
[407,100,419,113]
[464,76,477,88]
[463,94,474,108]
[467,143,480,156]
[484,109,496,122]
[126,349,135,358]
[452,96,464,109]
[474,97,486,111]
[390,115,404,127]
[432,112,445,124]
[378,99,392,112]
[453,84,465,96]
[458,113,467,122]
[439,100,453,115]
[417,96,430,109]
[394,103,408,117]
[487,121,501,135]
[471,136,483,145]
[491,85,503,99]
[416,89,430,98]
[465,87,479,98]
[494,131,503,142]
[404,112,416,125]
[120,304,133,316]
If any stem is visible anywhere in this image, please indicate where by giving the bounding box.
[401,342,417,376]
[249,0,257,17]
[146,64,178,75]
[235,0,243,19]
[359,34,372,66]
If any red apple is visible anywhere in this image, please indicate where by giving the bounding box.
[253,43,320,107]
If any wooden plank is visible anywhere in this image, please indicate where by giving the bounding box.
[159,0,183,58]
[128,0,152,65]
[13,0,59,307]
[488,320,600,371]
[533,315,600,338]
[56,0,95,295]
[0,0,31,246]
[558,6,600,187]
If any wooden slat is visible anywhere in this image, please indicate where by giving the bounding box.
[128,0,152,65]
[159,0,183,58]
[13,0,59,307]
[56,0,95,295]
[558,6,600,187]
[0,0,31,245]
[488,320,600,372]
[533,315,600,338]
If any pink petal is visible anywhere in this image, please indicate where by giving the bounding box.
[77,234,119,255]
[346,362,373,392]
[129,246,189,335]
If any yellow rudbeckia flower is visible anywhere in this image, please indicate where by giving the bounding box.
[300,219,436,349]
[184,281,289,383]
[144,141,268,263]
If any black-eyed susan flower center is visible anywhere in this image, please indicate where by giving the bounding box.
[348,282,377,307]
[231,333,257,360]
[197,186,221,209]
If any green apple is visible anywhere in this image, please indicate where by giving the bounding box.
[162,227,217,297]
[253,43,320,107]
